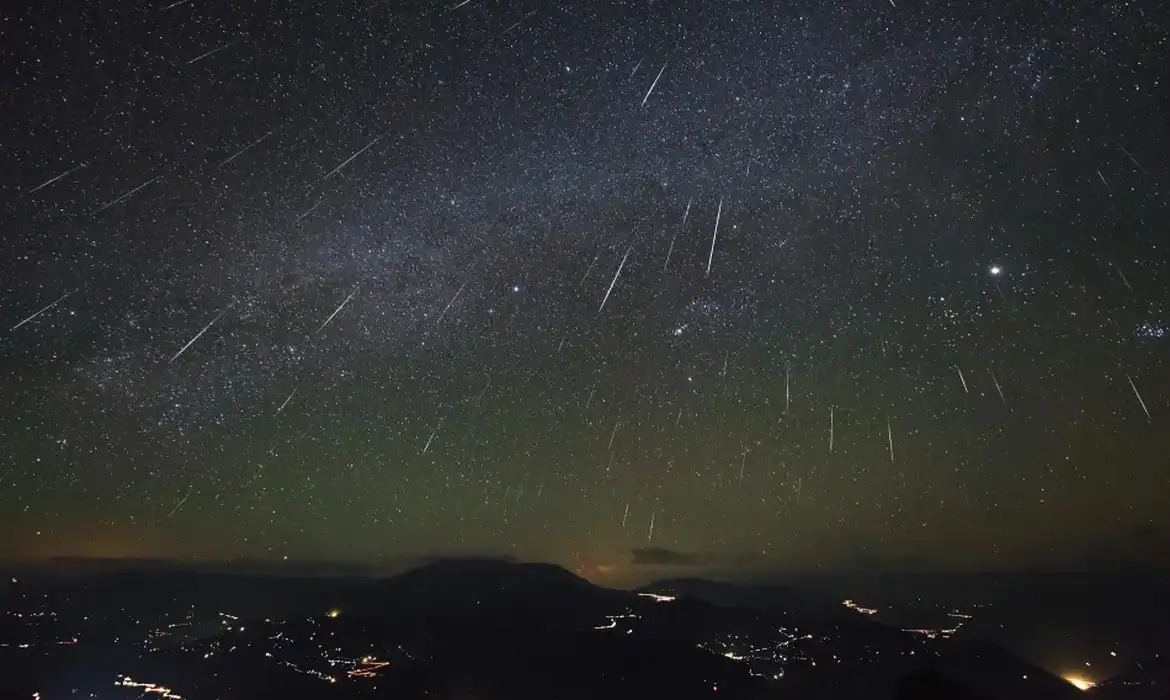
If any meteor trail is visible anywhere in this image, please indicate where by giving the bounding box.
[93,172,167,214]
[28,163,86,194]
[641,61,668,106]
[887,416,894,463]
[317,285,360,334]
[11,291,72,331]
[785,363,790,413]
[435,280,467,324]
[187,42,235,65]
[829,406,834,453]
[323,135,383,180]
[663,236,676,272]
[989,369,1007,408]
[1126,374,1151,420]
[276,389,297,414]
[169,309,227,363]
[167,488,193,517]
[219,128,277,167]
[598,246,632,312]
[706,198,723,276]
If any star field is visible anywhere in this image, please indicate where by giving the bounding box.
[1,0,1167,575]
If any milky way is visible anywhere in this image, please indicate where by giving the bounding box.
[1,0,1167,576]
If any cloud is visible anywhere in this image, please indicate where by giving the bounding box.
[630,547,714,566]
[629,548,769,568]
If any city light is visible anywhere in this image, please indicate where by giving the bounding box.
[637,593,677,603]
[349,658,391,678]
[117,677,182,699]
[1063,674,1095,691]
[842,600,878,616]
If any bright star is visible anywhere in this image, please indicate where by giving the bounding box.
[989,265,1002,276]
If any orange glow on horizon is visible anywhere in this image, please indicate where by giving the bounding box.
[1063,674,1095,691]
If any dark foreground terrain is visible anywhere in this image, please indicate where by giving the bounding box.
[0,559,1166,699]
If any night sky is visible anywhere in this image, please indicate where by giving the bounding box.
[1,0,1167,578]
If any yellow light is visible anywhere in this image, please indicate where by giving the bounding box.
[1064,674,1095,691]
[326,609,341,619]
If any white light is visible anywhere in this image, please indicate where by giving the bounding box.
[989,265,1002,276]
[1064,675,1095,691]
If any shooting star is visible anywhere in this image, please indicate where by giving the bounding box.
[323,134,383,180]
[475,378,492,404]
[785,363,790,414]
[706,198,722,276]
[92,172,167,214]
[957,366,969,393]
[449,0,474,9]
[1126,374,1151,420]
[11,291,72,331]
[316,285,360,334]
[294,201,322,222]
[598,245,632,312]
[608,422,620,451]
[1096,169,1111,194]
[989,369,1007,408]
[1116,142,1149,174]
[681,197,693,225]
[1112,262,1133,292]
[663,235,676,272]
[167,487,194,517]
[169,309,227,363]
[641,61,668,106]
[829,407,835,453]
[422,420,442,455]
[739,452,746,482]
[276,389,297,415]
[629,58,644,79]
[498,11,536,37]
[647,510,656,541]
[219,128,277,167]
[435,280,467,324]
[187,41,235,65]
[622,503,629,529]
[28,163,86,194]
[887,416,895,464]
[580,252,600,288]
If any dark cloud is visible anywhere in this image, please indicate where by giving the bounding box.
[629,548,769,568]
[630,547,714,566]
